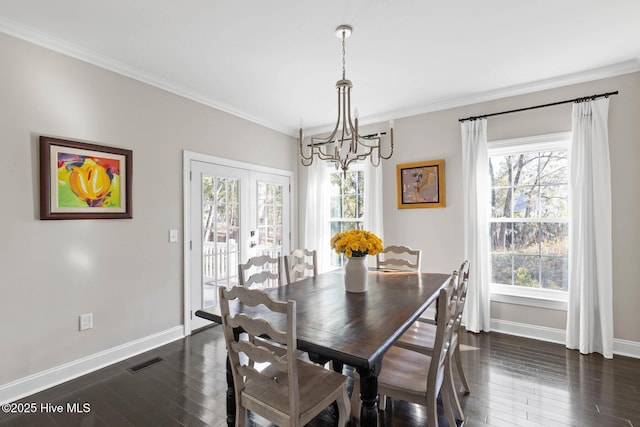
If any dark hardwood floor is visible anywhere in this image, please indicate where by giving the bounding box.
[2,325,639,426]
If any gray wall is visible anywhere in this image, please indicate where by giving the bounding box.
[0,32,297,386]
[299,72,640,345]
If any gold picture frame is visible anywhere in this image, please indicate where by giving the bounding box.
[396,159,445,209]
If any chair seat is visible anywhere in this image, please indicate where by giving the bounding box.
[378,346,432,396]
[243,359,349,422]
[396,322,459,357]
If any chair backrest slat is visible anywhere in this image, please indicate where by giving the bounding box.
[239,254,282,288]
[376,245,421,271]
[284,249,317,284]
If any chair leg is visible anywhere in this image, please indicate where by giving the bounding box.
[441,379,457,427]
[336,385,351,427]
[350,376,361,422]
[447,353,465,421]
[236,405,246,427]
[379,394,387,411]
[426,387,439,427]
[454,345,471,395]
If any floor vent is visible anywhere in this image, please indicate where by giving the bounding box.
[128,357,163,373]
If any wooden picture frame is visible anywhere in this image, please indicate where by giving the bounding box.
[39,136,133,220]
[396,159,445,209]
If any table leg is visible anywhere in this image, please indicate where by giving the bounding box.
[357,367,379,427]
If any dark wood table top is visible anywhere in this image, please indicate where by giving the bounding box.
[196,268,451,369]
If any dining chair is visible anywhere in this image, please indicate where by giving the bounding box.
[351,272,459,427]
[392,264,471,421]
[376,245,421,271]
[238,254,282,289]
[219,285,351,427]
[284,249,317,285]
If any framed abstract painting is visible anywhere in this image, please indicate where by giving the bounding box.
[396,159,445,209]
[39,136,133,219]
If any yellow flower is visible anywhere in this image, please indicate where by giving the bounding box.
[330,229,383,258]
[68,159,112,202]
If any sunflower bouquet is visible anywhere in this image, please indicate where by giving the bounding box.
[330,229,383,258]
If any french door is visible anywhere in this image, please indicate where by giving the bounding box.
[186,154,291,332]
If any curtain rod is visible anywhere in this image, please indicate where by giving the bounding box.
[458,90,619,123]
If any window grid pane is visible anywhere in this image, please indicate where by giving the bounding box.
[329,168,365,267]
[489,148,568,291]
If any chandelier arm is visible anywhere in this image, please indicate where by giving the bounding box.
[307,86,343,147]
[298,130,315,163]
[378,128,394,160]
[316,147,341,161]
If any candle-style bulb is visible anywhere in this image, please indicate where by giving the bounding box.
[299,118,304,129]
[389,119,395,129]
[354,108,359,119]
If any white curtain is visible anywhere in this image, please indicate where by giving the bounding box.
[303,161,331,273]
[460,119,491,333]
[566,98,613,359]
[363,161,384,267]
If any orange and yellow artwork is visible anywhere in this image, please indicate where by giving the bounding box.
[396,159,446,209]
[57,152,121,208]
[401,166,439,203]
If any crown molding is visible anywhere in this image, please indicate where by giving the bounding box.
[293,59,640,136]
[0,17,293,136]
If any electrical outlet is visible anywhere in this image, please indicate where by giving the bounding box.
[79,313,93,331]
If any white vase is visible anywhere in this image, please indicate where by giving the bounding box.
[345,256,368,293]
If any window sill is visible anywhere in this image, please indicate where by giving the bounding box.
[491,287,567,311]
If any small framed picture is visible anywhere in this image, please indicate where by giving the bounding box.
[396,159,445,209]
[39,136,133,220]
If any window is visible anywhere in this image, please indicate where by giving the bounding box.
[488,133,570,303]
[329,164,364,267]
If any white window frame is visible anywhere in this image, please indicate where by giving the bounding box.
[488,132,571,310]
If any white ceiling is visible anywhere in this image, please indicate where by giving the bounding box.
[1,1,639,136]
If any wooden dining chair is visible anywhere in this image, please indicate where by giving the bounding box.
[219,286,350,427]
[376,245,421,271]
[238,254,282,289]
[351,273,459,427]
[284,249,317,285]
[392,263,471,421]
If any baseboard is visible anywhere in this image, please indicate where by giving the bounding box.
[612,337,640,359]
[490,318,640,359]
[0,326,184,405]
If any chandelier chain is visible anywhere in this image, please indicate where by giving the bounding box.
[341,30,346,80]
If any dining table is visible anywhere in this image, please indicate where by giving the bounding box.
[195,267,451,427]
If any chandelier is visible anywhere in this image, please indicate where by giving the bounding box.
[298,25,394,173]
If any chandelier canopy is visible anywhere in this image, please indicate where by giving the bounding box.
[298,25,394,173]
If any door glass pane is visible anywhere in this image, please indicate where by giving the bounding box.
[256,181,284,258]
[202,175,240,308]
